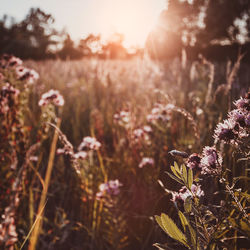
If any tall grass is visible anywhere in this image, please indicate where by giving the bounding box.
[0,55,249,249]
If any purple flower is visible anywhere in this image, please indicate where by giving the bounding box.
[228,109,248,128]
[234,97,250,111]
[96,179,122,199]
[38,89,64,106]
[171,184,204,203]
[200,146,222,175]
[214,119,237,144]
[186,153,202,170]
[138,157,154,168]
[78,136,101,151]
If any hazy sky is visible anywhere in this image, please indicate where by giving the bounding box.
[0,0,166,47]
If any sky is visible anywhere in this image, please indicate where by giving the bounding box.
[0,0,166,47]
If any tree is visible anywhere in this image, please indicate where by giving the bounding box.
[0,8,59,59]
[58,34,82,60]
[146,0,250,60]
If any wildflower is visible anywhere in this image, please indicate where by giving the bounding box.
[191,184,204,197]
[78,136,101,151]
[171,184,204,203]
[0,54,22,68]
[147,103,172,123]
[56,148,66,155]
[16,66,39,84]
[38,89,65,106]
[0,83,20,115]
[186,153,202,170]
[133,128,144,139]
[1,83,20,97]
[74,151,87,160]
[8,56,23,67]
[138,157,154,168]
[96,179,122,199]
[228,109,249,128]
[29,156,38,162]
[200,146,222,175]
[214,119,237,144]
[143,125,152,133]
[114,110,131,127]
[234,97,250,111]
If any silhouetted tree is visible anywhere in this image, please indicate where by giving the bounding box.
[78,34,102,57]
[0,8,59,59]
[146,0,250,60]
[58,34,82,60]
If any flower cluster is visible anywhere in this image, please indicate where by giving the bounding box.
[186,146,222,175]
[0,83,20,115]
[0,54,22,69]
[186,153,201,170]
[38,89,65,107]
[96,179,122,199]
[78,136,101,151]
[15,66,39,84]
[138,157,154,168]
[214,93,249,144]
[0,207,18,249]
[0,54,39,85]
[113,110,131,128]
[132,125,152,144]
[171,184,204,203]
[147,103,174,123]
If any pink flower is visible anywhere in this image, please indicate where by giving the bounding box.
[234,97,249,111]
[78,136,101,151]
[38,89,64,106]
[201,146,222,175]
[171,184,204,203]
[16,66,39,84]
[74,151,88,160]
[186,153,202,170]
[214,119,237,144]
[96,179,122,199]
[139,157,154,168]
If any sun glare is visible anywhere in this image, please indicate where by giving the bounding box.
[96,0,166,47]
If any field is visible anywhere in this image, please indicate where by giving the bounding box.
[0,55,249,249]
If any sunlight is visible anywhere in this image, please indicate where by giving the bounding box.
[95,0,166,47]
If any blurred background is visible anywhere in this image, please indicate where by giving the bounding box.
[1,0,250,61]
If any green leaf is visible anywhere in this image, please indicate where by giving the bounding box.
[171,165,181,179]
[187,168,193,190]
[181,164,187,185]
[194,178,199,182]
[184,196,192,213]
[174,161,181,173]
[178,211,189,232]
[160,213,189,247]
[155,215,165,232]
[166,172,184,185]
[178,211,197,248]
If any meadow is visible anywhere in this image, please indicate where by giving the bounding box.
[0,54,249,249]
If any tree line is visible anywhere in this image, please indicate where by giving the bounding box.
[1,0,250,61]
[0,8,142,60]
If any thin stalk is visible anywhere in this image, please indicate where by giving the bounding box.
[28,118,61,250]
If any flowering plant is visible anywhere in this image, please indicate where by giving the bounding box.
[155,94,250,250]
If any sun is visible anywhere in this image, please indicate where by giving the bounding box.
[96,0,166,47]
